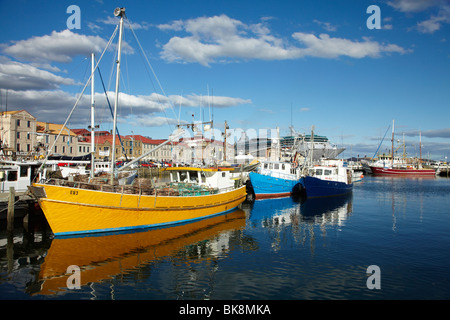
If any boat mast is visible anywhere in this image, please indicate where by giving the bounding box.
[419,131,422,167]
[90,53,95,179]
[391,119,395,167]
[110,7,125,185]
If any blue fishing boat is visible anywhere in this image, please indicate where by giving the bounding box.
[303,160,353,198]
[249,161,303,200]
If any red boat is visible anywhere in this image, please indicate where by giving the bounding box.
[369,120,436,177]
[369,166,435,176]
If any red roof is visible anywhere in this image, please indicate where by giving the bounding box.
[125,135,167,145]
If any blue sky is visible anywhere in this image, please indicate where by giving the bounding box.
[0,0,449,160]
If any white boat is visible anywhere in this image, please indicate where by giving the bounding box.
[0,160,44,193]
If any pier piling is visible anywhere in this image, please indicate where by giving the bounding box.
[7,187,15,232]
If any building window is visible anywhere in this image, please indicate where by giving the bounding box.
[70,147,73,154]
[62,136,65,142]
[27,121,31,128]
[17,132,20,139]
[16,119,20,126]
[62,146,65,153]
[27,144,31,152]
[46,135,49,143]
[54,146,57,153]
[17,143,20,151]
[27,133,31,140]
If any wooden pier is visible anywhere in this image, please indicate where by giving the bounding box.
[0,187,38,230]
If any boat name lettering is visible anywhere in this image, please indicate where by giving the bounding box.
[70,190,79,195]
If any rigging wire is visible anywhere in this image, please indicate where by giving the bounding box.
[96,64,128,160]
[37,24,119,174]
[125,17,179,130]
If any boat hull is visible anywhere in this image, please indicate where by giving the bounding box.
[31,183,247,236]
[249,171,302,200]
[303,176,353,198]
[369,166,435,176]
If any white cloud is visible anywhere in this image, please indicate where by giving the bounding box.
[135,115,182,127]
[0,57,76,90]
[181,94,251,108]
[292,33,409,58]
[5,88,251,127]
[2,30,108,63]
[159,15,409,66]
[387,0,442,12]
[313,19,337,32]
[416,6,450,33]
[388,0,450,33]
[99,16,150,30]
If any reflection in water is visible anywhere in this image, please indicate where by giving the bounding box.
[30,209,246,296]
[3,176,450,299]
[246,194,353,254]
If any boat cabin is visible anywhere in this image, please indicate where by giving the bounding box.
[310,160,352,185]
[163,167,238,191]
[258,161,298,180]
[0,161,43,192]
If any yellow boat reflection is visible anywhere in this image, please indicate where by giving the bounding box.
[34,209,245,295]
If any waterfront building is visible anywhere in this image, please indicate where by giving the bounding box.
[35,121,79,158]
[0,110,37,159]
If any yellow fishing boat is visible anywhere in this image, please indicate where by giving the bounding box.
[30,168,246,236]
[29,8,246,236]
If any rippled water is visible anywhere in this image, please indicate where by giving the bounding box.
[1,175,450,300]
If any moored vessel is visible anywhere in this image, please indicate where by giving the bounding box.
[30,8,246,236]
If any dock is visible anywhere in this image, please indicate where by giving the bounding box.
[435,165,450,177]
[0,189,38,222]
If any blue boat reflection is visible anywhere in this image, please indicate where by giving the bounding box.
[248,193,353,227]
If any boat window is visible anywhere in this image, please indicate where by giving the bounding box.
[222,172,226,177]
[274,164,279,170]
[315,169,323,176]
[7,171,18,182]
[324,169,332,176]
[269,164,273,169]
[180,171,188,182]
[188,171,198,182]
[282,164,285,170]
[20,166,28,177]
[201,172,207,183]
[264,163,268,169]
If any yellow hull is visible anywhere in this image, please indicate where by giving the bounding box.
[32,183,246,236]
[34,209,245,295]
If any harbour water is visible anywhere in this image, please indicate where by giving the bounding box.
[1,175,450,300]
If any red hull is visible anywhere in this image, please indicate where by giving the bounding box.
[369,166,435,176]
[254,192,292,200]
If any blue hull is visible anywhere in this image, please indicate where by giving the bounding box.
[249,172,302,199]
[304,176,353,198]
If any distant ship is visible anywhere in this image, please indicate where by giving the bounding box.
[282,133,345,161]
